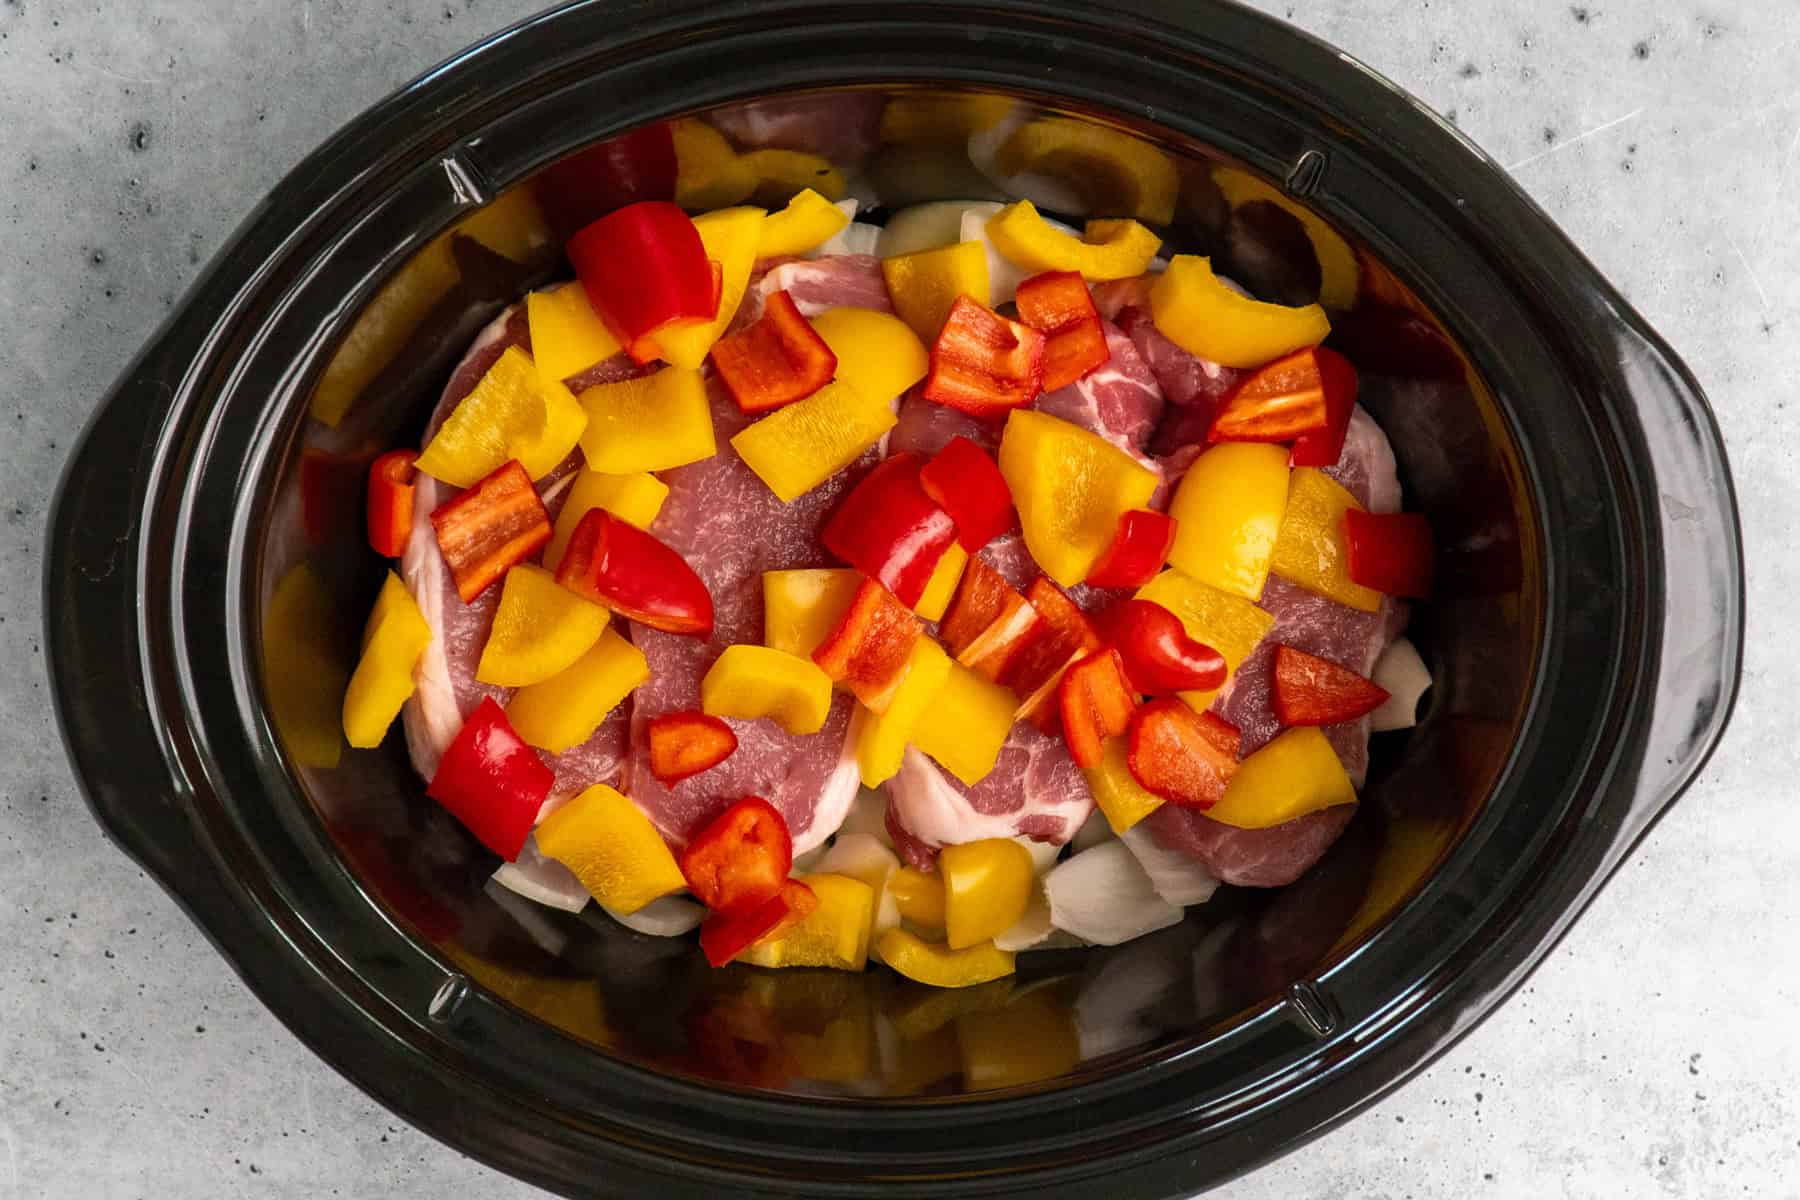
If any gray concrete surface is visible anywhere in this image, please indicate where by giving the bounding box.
[0,1,1793,1196]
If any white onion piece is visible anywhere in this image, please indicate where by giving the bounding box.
[1069,807,1115,855]
[806,200,880,259]
[966,115,1091,220]
[602,894,706,938]
[957,204,1076,306]
[482,878,571,956]
[993,883,1084,952]
[1043,842,1183,946]
[1370,637,1431,732]
[1017,835,1063,875]
[790,844,829,875]
[835,787,892,848]
[875,200,998,258]
[1120,825,1221,908]
[490,836,590,914]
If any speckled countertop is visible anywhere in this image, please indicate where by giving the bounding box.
[0,1,1792,1196]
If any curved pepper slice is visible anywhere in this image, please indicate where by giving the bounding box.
[811,577,923,714]
[731,379,898,503]
[941,839,1036,951]
[921,296,1046,420]
[998,408,1159,588]
[526,282,623,384]
[700,879,818,968]
[910,661,1019,787]
[648,711,739,784]
[985,201,1163,282]
[919,436,1017,552]
[534,783,686,914]
[1213,166,1360,310]
[342,571,431,749]
[505,626,649,754]
[1102,598,1226,695]
[568,201,715,349]
[1134,569,1276,712]
[1005,577,1104,728]
[994,117,1178,224]
[576,366,717,474]
[1166,442,1290,601]
[938,558,1044,682]
[475,563,610,688]
[711,289,838,414]
[1057,648,1138,769]
[555,509,715,637]
[679,796,794,914]
[1014,269,1111,393]
[1085,509,1177,589]
[740,873,875,971]
[1272,644,1390,726]
[740,148,847,204]
[878,928,1016,989]
[762,568,862,659]
[1126,698,1241,809]
[1206,726,1356,829]
[857,638,954,788]
[1208,346,1332,444]
[757,187,851,258]
[1285,348,1360,468]
[821,453,957,608]
[1150,255,1330,369]
[701,644,834,736]
[543,469,669,571]
[887,867,946,930]
[912,541,969,624]
[366,450,418,558]
[1268,468,1383,612]
[427,697,554,861]
[429,459,552,604]
[415,345,589,486]
[881,241,991,344]
[1344,510,1435,599]
[649,205,767,370]
[810,307,929,404]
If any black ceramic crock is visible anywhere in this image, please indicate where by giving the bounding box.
[44,1,1742,1196]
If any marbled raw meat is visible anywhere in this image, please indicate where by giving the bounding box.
[888,387,996,458]
[740,254,892,325]
[1033,321,1166,460]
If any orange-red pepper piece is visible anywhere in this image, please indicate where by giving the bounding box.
[554,508,715,636]
[810,576,923,714]
[710,289,838,414]
[1014,269,1110,393]
[1005,577,1103,727]
[921,295,1047,420]
[366,449,418,558]
[1057,648,1138,769]
[1271,644,1390,726]
[939,557,1044,682]
[1207,346,1337,445]
[678,796,793,915]
[428,459,552,604]
[647,710,740,784]
[1126,698,1241,809]
[698,879,818,967]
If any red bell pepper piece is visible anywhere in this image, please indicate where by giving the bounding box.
[1207,346,1335,445]
[554,508,715,636]
[647,710,740,784]
[1102,599,1227,695]
[920,295,1047,420]
[1085,509,1178,589]
[937,556,1045,682]
[710,289,838,414]
[366,449,418,558]
[429,459,552,603]
[1014,270,1111,393]
[426,698,554,861]
[1058,648,1139,769]
[820,453,958,609]
[1126,698,1241,809]
[1343,509,1435,599]
[534,123,679,240]
[1271,645,1390,726]
[568,201,716,350]
[1287,348,1359,467]
[1006,577,1103,728]
[919,436,1017,552]
[811,576,923,713]
[698,879,818,968]
[678,796,794,915]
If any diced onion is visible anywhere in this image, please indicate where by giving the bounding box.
[1369,637,1431,732]
[602,894,705,938]
[1043,841,1183,946]
[490,835,590,913]
[806,199,881,259]
[876,200,1001,259]
[482,877,571,957]
[1119,825,1220,908]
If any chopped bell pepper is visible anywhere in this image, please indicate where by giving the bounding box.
[1344,510,1436,599]
[711,289,838,414]
[648,710,739,784]
[920,296,1046,420]
[919,436,1016,553]
[415,345,588,487]
[1165,442,1291,601]
[910,661,1019,787]
[701,644,834,736]
[878,928,1016,989]
[526,282,623,384]
[811,577,923,714]
[1014,269,1111,393]
[815,834,903,959]
[938,558,1044,682]
[1207,726,1357,829]
[994,117,1178,224]
[809,307,929,404]
[1286,348,1359,468]
[701,880,818,967]
[1086,509,1177,589]
[576,366,717,474]
[1126,698,1241,809]
[1268,468,1383,612]
[858,637,954,787]
[568,201,716,350]
[366,450,418,559]
[672,118,756,210]
[912,541,968,623]
[986,201,1163,282]
[1134,568,1277,711]
[1084,735,1166,833]
[740,873,875,971]
[940,839,1036,951]
[426,697,554,861]
[649,205,767,370]
[1150,255,1331,370]
[1101,598,1226,695]
[1212,166,1360,310]
[505,626,649,754]
[998,408,1160,588]
[1057,649,1138,770]
[821,453,958,608]
[342,571,431,749]
[887,867,947,931]
[762,568,862,659]
[1272,644,1390,726]
[533,123,678,239]
[1208,346,1334,444]
[429,459,552,604]
[555,509,715,637]
[1005,577,1104,727]
[757,187,851,258]
[534,783,686,913]
[543,469,669,571]
[475,563,611,687]
[680,796,794,914]
[881,241,991,344]
[731,379,898,503]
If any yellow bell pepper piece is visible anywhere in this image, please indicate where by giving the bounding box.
[878,94,1013,143]
[1207,726,1357,829]
[1135,568,1276,711]
[757,188,850,258]
[983,200,1163,281]
[265,563,347,769]
[816,833,902,960]
[415,345,589,486]
[700,644,834,735]
[526,282,622,384]
[535,783,687,913]
[576,366,716,474]
[672,118,755,210]
[1166,442,1290,601]
[741,148,847,204]
[994,117,1179,224]
[888,867,946,932]
[341,571,431,749]
[475,564,610,688]
[730,379,897,503]
[762,568,862,658]
[858,638,954,787]
[912,542,968,622]
[505,627,649,753]
[543,469,670,572]
[1269,468,1383,613]
[881,241,991,344]
[997,409,1159,588]
[809,307,929,404]
[740,873,876,971]
[878,929,1015,989]
[648,206,765,370]
[1213,167,1360,310]
[909,662,1017,787]
[956,989,1080,1090]
[1085,736,1165,833]
[1150,255,1331,369]
[940,839,1035,950]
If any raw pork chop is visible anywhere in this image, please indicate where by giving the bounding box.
[739,254,893,325]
